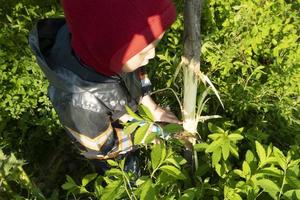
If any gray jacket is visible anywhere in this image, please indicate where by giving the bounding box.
[29,18,148,158]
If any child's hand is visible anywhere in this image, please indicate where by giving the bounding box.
[140,95,181,124]
[152,105,181,124]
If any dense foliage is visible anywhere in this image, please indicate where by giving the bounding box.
[0,0,299,199]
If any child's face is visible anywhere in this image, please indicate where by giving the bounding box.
[122,33,164,72]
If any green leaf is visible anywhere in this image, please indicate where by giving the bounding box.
[256,179,280,199]
[233,169,245,178]
[101,180,124,200]
[245,150,255,164]
[206,139,222,153]
[144,132,157,144]
[208,123,224,133]
[136,176,148,186]
[283,190,300,200]
[159,165,186,180]
[260,157,278,168]
[173,154,187,166]
[242,161,251,177]
[179,188,198,200]
[267,144,273,157]
[232,127,244,135]
[61,182,77,190]
[140,179,156,200]
[81,173,97,187]
[105,168,123,177]
[222,140,230,160]
[215,163,226,178]
[163,123,183,133]
[164,157,180,168]
[259,166,283,177]
[6,15,13,23]
[134,123,150,145]
[286,175,300,189]
[288,159,300,168]
[230,144,239,158]
[228,134,244,141]
[273,147,287,170]
[66,175,76,185]
[138,105,154,121]
[94,177,104,198]
[107,160,118,167]
[78,186,89,194]
[123,122,140,135]
[212,147,222,167]
[0,150,6,160]
[194,143,208,151]
[255,141,266,163]
[224,186,242,200]
[151,143,166,170]
[208,133,223,140]
[125,106,143,121]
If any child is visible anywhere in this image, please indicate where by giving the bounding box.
[29,0,179,170]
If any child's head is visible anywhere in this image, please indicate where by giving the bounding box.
[122,32,164,72]
[62,0,176,76]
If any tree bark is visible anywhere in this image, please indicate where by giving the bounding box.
[181,0,202,176]
[182,0,202,134]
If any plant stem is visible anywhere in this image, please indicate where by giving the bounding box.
[123,178,134,200]
[194,149,198,171]
[121,169,137,200]
[150,167,159,179]
[278,169,287,199]
[150,87,183,111]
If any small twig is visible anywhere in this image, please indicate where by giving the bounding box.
[150,88,183,111]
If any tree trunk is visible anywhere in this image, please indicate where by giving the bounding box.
[181,0,202,176]
[182,0,202,134]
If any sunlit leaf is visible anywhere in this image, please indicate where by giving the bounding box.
[151,143,166,170]
[138,105,154,122]
[283,190,300,200]
[107,160,118,167]
[222,140,230,160]
[134,123,150,145]
[159,165,186,180]
[228,134,244,141]
[140,179,156,200]
[212,147,222,167]
[255,141,266,163]
[194,143,208,151]
[125,106,143,121]
[81,173,97,187]
[242,161,251,177]
[256,179,280,199]
[123,122,140,135]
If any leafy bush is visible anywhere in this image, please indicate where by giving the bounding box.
[200,0,300,145]
[0,0,299,199]
[62,114,300,199]
[0,1,62,137]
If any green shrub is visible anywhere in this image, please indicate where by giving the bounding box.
[0,0,299,199]
[200,0,300,145]
[0,1,62,150]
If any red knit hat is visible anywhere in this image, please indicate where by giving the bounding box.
[62,0,176,76]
